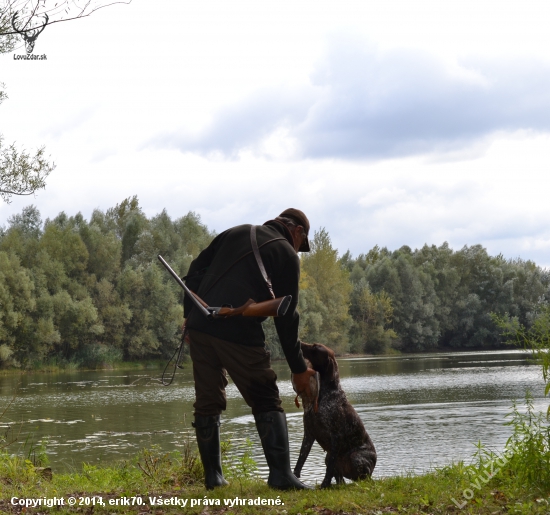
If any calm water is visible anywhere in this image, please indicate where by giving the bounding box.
[0,350,546,485]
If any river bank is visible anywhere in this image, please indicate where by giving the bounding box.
[1,445,548,515]
[0,350,544,478]
[0,359,168,375]
[1,349,548,513]
[0,344,521,374]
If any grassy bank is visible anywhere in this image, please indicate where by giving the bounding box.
[1,346,522,374]
[1,440,549,515]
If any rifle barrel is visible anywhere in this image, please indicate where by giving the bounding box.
[157,255,212,318]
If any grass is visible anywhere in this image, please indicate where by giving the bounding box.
[1,353,548,514]
[1,437,549,515]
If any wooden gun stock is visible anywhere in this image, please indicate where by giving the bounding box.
[217,296,292,318]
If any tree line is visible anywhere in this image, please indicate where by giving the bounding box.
[0,198,212,368]
[266,227,548,357]
[1,199,548,368]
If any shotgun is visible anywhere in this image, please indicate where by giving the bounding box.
[158,255,292,318]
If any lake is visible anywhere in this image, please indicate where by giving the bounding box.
[0,349,546,485]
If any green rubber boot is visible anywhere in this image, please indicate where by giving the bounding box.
[254,411,313,490]
[193,415,228,490]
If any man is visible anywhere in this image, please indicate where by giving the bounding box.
[183,208,316,490]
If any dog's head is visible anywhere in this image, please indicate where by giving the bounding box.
[300,342,339,385]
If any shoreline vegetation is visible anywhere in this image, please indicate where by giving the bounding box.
[1,392,549,515]
[0,358,168,374]
[0,346,532,375]
[1,197,549,371]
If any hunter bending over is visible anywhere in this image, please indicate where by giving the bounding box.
[183,208,316,490]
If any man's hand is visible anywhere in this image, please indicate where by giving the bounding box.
[182,319,191,344]
[292,367,317,399]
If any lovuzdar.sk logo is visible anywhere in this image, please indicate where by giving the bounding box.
[12,11,48,60]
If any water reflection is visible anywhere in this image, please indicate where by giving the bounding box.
[0,350,545,483]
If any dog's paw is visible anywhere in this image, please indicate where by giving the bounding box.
[320,479,332,489]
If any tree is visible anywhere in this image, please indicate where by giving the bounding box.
[118,263,182,359]
[0,1,134,40]
[349,278,396,354]
[0,251,35,359]
[1,3,69,201]
[0,95,55,202]
[300,228,352,353]
[0,81,55,202]
[0,6,17,53]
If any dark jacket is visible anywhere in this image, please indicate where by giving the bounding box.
[184,221,307,374]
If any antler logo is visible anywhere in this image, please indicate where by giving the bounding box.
[11,12,49,54]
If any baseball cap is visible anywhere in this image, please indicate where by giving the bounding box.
[279,208,310,252]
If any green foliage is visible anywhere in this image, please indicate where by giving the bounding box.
[0,137,55,203]
[502,393,550,493]
[487,305,550,496]
[349,278,397,354]
[494,305,550,414]
[346,242,548,352]
[263,317,284,360]
[2,445,548,514]
[118,263,182,359]
[0,251,35,365]
[72,344,124,369]
[299,228,352,353]
[222,437,258,493]
[1,201,548,367]
[136,444,203,489]
[474,304,550,497]
[0,200,214,368]
[461,395,550,508]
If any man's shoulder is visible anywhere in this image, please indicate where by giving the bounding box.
[227,224,252,235]
[223,223,291,246]
[210,224,251,246]
[213,223,295,259]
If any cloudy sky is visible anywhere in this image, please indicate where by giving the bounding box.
[2,0,550,266]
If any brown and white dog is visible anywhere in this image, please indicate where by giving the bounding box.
[292,342,377,488]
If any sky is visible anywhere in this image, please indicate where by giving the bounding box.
[1,0,550,266]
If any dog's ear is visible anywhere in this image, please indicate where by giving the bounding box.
[300,341,313,351]
[325,348,339,383]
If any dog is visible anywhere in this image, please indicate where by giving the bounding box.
[292,342,376,488]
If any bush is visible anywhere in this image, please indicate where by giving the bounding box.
[502,392,550,493]
[74,344,123,369]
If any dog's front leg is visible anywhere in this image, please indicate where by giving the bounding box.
[320,435,338,488]
[293,432,315,478]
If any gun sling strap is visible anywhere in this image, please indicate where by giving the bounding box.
[251,225,276,299]
[195,226,286,300]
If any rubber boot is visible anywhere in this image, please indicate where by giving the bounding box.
[192,415,228,490]
[254,411,313,490]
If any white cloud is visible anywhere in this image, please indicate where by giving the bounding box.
[1,0,550,268]
[151,36,550,161]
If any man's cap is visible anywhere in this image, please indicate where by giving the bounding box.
[279,208,310,252]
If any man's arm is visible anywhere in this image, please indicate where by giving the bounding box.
[272,254,316,396]
[272,254,308,374]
